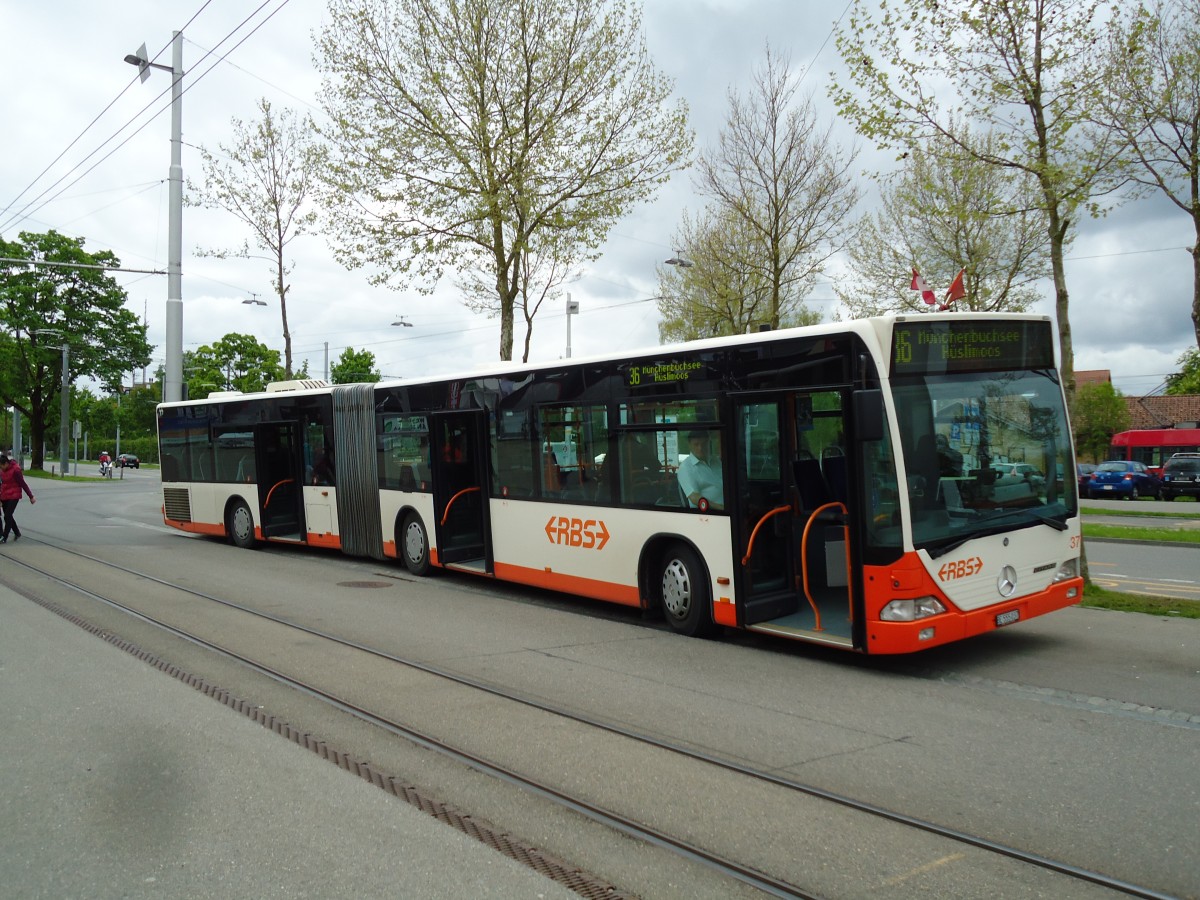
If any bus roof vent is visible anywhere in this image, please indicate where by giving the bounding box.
[266,379,331,393]
[205,390,244,400]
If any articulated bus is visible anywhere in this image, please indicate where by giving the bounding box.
[157,313,1083,654]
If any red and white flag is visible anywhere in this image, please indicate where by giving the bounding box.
[910,268,936,305]
[941,268,966,309]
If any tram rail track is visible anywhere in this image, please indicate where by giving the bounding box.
[2,535,1179,900]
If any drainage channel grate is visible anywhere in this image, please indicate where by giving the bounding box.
[27,593,634,900]
[336,580,395,589]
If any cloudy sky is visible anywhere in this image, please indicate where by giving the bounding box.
[1,0,1195,396]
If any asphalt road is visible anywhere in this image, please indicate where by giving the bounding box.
[1081,495,1200,600]
[7,471,1200,898]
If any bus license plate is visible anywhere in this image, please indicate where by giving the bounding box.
[996,609,1020,627]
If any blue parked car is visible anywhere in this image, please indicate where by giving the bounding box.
[1086,460,1161,500]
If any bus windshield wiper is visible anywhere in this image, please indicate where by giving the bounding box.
[926,510,1067,559]
[982,508,1069,532]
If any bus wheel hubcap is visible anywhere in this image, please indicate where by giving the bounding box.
[662,559,691,619]
[405,524,424,562]
[233,507,251,540]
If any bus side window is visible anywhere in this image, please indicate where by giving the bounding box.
[619,434,659,504]
[494,437,535,497]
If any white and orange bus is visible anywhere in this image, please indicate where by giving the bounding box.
[157,312,1083,654]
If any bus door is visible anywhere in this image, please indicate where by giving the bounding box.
[430,411,491,569]
[255,421,305,539]
[733,391,855,642]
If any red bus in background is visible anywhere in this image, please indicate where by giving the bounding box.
[1109,428,1200,475]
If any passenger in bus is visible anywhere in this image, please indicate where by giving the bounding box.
[936,433,963,477]
[412,436,432,485]
[677,431,724,510]
[443,429,466,463]
[312,446,335,485]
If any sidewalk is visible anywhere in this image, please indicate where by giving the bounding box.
[0,585,577,900]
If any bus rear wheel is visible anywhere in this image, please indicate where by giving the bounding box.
[658,543,717,638]
[227,500,258,549]
[401,512,432,576]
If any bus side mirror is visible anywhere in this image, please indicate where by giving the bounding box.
[853,389,884,442]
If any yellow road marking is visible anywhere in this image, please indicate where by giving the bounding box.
[881,853,967,887]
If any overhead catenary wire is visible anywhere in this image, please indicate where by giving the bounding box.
[0,0,294,236]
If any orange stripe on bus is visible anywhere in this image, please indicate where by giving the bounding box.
[305,533,341,549]
[164,520,225,537]
[493,562,642,607]
[712,597,737,628]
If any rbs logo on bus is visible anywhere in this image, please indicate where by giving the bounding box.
[545,516,611,550]
[937,555,982,581]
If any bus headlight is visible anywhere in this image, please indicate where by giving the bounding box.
[880,596,947,622]
[1054,558,1078,582]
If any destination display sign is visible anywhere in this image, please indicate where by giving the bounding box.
[625,359,703,388]
[891,319,1055,376]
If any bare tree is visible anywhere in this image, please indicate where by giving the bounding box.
[457,241,574,363]
[839,127,1050,317]
[833,0,1126,397]
[315,0,692,361]
[657,207,821,342]
[187,99,324,377]
[685,46,859,331]
[1099,0,1200,348]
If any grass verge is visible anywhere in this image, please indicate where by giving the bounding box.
[1083,524,1200,544]
[1081,584,1200,618]
[24,468,127,484]
[1080,504,1200,519]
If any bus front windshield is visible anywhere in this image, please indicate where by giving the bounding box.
[892,369,1076,555]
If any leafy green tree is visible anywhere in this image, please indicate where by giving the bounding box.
[1099,0,1200,348]
[188,99,325,377]
[77,383,159,455]
[688,46,858,331]
[0,231,152,469]
[838,127,1049,317]
[833,0,1125,397]
[184,334,285,398]
[1165,347,1200,394]
[315,0,692,361]
[1072,382,1131,463]
[330,347,380,384]
[121,385,160,437]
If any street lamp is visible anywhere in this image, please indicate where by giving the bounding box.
[565,293,580,358]
[243,294,267,306]
[125,34,184,403]
[665,255,693,268]
[391,316,413,327]
[32,330,70,476]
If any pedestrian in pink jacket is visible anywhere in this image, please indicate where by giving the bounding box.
[0,453,36,543]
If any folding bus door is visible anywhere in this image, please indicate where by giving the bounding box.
[733,391,854,642]
[430,410,491,569]
[255,421,305,539]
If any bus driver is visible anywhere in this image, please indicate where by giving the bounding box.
[677,430,724,510]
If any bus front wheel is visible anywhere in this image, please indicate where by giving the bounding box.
[658,543,717,638]
[227,500,258,549]
[401,512,432,576]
